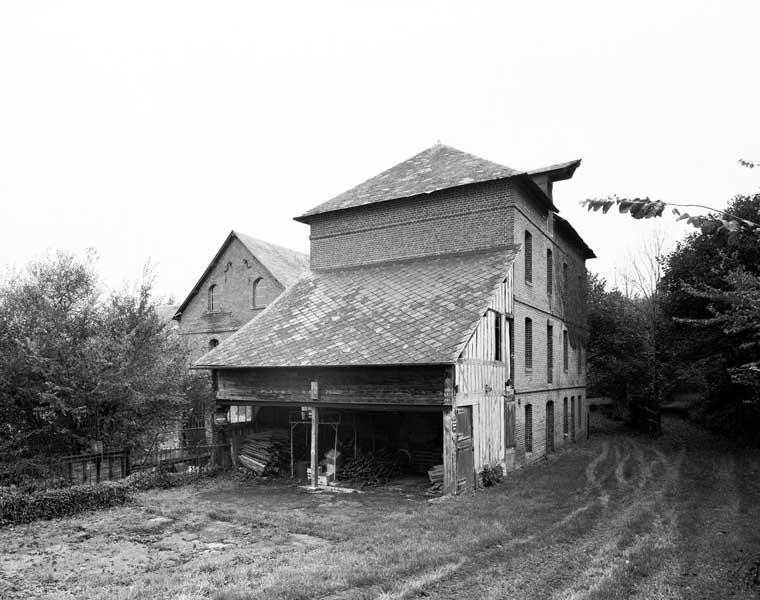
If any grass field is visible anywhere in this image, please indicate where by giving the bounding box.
[1,414,759,600]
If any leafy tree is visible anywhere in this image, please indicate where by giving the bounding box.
[586,273,649,406]
[0,251,198,458]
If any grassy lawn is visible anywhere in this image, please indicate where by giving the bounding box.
[1,415,759,599]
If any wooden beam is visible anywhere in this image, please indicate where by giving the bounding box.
[310,407,319,489]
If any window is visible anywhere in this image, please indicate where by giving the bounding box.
[547,322,554,383]
[208,338,219,350]
[563,262,568,299]
[577,343,583,375]
[578,396,583,428]
[207,284,216,312]
[563,397,569,435]
[525,404,533,452]
[252,277,263,308]
[494,311,502,361]
[563,330,569,372]
[228,405,254,424]
[524,318,533,369]
[546,249,553,296]
[524,231,533,283]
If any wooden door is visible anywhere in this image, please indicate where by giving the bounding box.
[455,406,474,493]
[504,400,516,450]
[546,401,555,454]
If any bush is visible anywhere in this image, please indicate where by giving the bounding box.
[481,465,503,487]
[0,481,132,526]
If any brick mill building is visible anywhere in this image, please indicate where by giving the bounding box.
[196,144,595,494]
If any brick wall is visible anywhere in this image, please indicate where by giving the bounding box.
[308,180,515,270]
[177,237,285,362]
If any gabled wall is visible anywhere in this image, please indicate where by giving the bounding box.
[177,237,284,361]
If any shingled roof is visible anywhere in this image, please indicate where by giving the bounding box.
[174,231,309,319]
[195,246,518,369]
[295,144,524,221]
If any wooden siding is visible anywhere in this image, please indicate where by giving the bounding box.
[216,366,447,407]
[454,271,514,473]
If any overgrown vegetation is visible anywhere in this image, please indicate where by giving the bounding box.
[0,250,205,463]
[584,188,760,441]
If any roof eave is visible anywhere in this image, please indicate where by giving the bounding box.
[528,159,582,182]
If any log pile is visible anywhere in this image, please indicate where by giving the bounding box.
[238,430,290,475]
[411,449,442,474]
[336,450,403,486]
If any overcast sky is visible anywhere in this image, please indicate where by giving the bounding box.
[1,1,758,301]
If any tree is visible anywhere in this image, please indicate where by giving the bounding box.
[585,273,649,407]
[0,251,197,458]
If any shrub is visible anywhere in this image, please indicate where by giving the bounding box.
[0,481,132,526]
[481,465,504,487]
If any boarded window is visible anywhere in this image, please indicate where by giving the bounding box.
[207,284,216,312]
[525,404,533,452]
[547,322,554,383]
[525,318,533,369]
[252,277,263,308]
[524,231,533,283]
[563,330,569,372]
[546,249,553,296]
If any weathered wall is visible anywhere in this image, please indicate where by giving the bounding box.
[216,366,447,408]
[307,180,515,270]
[177,237,284,362]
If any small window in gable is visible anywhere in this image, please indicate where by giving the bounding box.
[209,338,219,350]
[208,284,216,312]
[252,277,264,308]
[563,330,569,372]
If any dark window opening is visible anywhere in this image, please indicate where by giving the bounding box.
[547,322,554,383]
[209,338,219,350]
[525,318,533,369]
[546,249,553,296]
[494,311,502,361]
[563,330,569,372]
[525,404,533,452]
[524,231,533,283]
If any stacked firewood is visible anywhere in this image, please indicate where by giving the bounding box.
[410,449,442,474]
[337,450,403,486]
[238,430,290,475]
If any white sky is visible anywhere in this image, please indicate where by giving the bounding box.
[1,1,758,301]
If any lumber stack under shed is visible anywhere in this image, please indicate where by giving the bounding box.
[238,430,290,475]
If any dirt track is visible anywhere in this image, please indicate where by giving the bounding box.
[409,415,760,600]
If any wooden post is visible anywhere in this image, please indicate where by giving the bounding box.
[310,406,319,489]
[230,433,241,468]
[443,367,457,495]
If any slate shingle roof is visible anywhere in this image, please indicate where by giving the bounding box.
[195,247,518,368]
[295,144,523,221]
[234,232,310,288]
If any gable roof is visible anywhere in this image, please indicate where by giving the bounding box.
[295,144,525,222]
[174,231,310,319]
[195,246,519,369]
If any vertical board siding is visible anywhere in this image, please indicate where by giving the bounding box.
[455,270,514,473]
